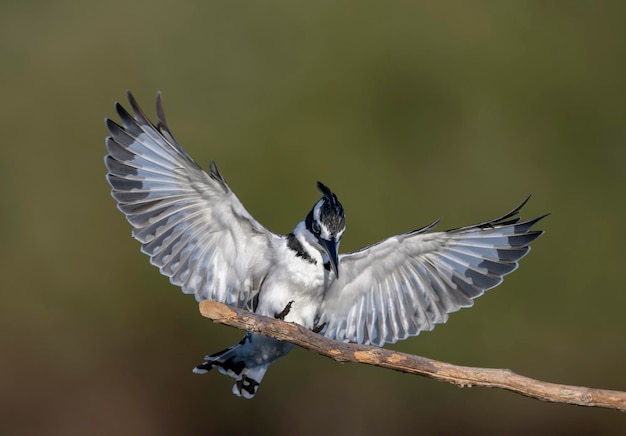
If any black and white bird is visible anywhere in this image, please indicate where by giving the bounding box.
[105,92,546,399]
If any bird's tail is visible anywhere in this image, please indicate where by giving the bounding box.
[192,333,272,399]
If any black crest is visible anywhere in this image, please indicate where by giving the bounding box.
[316,181,335,198]
[305,182,346,237]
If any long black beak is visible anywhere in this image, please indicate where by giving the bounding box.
[320,238,340,278]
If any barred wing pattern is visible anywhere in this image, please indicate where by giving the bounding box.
[105,92,276,307]
[319,201,546,346]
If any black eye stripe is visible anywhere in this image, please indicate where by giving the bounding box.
[312,221,321,234]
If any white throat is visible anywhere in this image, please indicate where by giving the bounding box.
[292,221,324,263]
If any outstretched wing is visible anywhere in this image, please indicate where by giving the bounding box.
[319,199,546,346]
[105,92,277,307]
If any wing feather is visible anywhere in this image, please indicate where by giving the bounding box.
[319,204,546,346]
[105,92,277,306]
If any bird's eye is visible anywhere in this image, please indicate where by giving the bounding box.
[312,221,321,234]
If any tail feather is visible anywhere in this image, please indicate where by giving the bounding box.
[193,345,245,377]
[232,365,269,399]
[192,334,268,399]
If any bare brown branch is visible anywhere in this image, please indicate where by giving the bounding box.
[199,300,626,411]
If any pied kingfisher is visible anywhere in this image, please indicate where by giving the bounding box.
[104,92,546,399]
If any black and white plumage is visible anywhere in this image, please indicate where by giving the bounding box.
[105,92,546,399]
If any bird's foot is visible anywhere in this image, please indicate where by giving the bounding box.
[275,300,294,320]
[312,322,326,334]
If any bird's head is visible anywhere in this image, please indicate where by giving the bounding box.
[304,182,346,278]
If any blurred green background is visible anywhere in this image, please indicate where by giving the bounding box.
[2,1,625,435]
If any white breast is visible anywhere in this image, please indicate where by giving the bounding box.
[255,237,326,329]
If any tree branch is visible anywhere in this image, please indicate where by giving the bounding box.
[199,300,626,411]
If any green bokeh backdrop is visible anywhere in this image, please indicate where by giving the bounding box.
[2,1,625,435]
